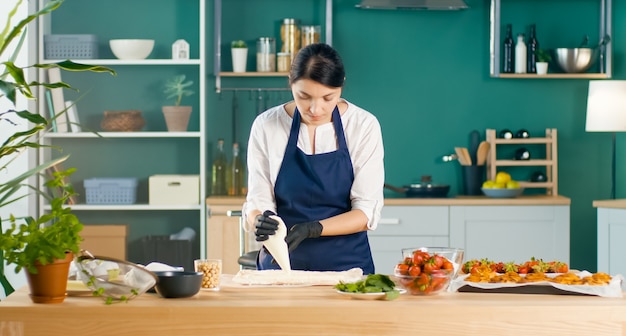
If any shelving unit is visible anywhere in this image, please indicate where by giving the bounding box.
[486,128,558,195]
[36,0,208,260]
[213,0,333,92]
[489,0,612,79]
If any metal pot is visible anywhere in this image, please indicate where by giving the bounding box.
[384,176,450,198]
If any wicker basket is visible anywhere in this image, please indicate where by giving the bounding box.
[101,110,145,132]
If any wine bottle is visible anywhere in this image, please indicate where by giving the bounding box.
[228,142,245,196]
[527,24,538,73]
[211,139,228,195]
[515,33,527,74]
[502,24,514,73]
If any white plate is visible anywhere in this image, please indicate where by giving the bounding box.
[66,280,92,296]
[336,288,406,300]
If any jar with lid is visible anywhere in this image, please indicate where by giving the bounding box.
[301,25,320,47]
[280,18,300,55]
[277,52,291,72]
[256,37,276,72]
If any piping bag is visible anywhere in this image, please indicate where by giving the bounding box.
[263,215,291,271]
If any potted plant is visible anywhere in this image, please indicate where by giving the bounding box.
[0,0,115,302]
[231,40,248,73]
[162,74,194,132]
[535,49,552,75]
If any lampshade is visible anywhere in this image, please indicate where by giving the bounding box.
[585,80,626,132]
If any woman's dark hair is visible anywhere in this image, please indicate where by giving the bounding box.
[289,43,345,88]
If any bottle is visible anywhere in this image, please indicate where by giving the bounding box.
[527,24,538,74]
[256,37,276,72]
[515,33,527,74]
[515,148,531,160]
[211,139,228,196]
[499,129,513,139]
[228,142,245,196]
[502,24,514,73]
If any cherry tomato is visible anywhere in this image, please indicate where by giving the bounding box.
[408,265,421,277]
[395,263,409,276]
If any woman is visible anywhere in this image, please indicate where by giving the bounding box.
[243,43,384,274]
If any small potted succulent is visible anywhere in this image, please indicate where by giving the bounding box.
[535,49,552,75]
[162,74,195,132]
[231,40,248,73]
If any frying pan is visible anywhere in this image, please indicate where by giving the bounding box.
[384,176,450,198]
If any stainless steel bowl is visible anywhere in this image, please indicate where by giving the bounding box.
[554,48,597,73]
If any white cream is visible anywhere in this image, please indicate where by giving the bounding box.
[263,215,291,271]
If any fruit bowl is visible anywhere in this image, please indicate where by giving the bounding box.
[392,271,453,296]
[393,247,464,295]
[481,187,524,198]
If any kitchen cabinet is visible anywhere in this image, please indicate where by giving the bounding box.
[213,0,333,92]
[368,206,449,274]
[594,200,626,288]
[486,128,558,195]
[489,0,612,79]
[449,205,570,263]
[36,0,208,262]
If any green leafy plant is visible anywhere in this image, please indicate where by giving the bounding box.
[0,168,83,275]
[535,49,552,63]
[231,40,247,48]
[164,74,194,106]
[0,0,115,297]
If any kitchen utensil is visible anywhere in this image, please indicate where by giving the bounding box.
[75,251,158,303]
[476,141,490,166]
[384,176,450,198]
[554,48,597,73]
[579,35,589,47]
[263,215,291,271]
[109,39,154,60]
[454,147,471,166]
[153,271,203,298]
[469,130,480,166]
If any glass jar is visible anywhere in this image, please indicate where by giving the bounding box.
[277,52,291,72]
[301,25,321,47]
[256,37,276,72]
[280,18,300,55]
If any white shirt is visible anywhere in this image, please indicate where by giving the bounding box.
[243,99,384,230]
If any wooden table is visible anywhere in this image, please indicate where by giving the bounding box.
[1,284,625,336]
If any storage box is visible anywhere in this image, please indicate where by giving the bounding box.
[149,175,199,205]
[80,225,127,260]
[139,235,193,271]
[84,178,138,205]
[44,34,98,59]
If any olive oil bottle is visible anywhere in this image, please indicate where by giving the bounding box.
[228,142,245,196]
[211,139,228,195]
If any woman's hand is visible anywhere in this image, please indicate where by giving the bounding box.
[254,210,279,242]
[285,221,323,252]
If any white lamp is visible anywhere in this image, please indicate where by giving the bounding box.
[585,80,626,199]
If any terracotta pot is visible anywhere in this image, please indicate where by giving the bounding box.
[162,106,192,132]
[26,252,73,304]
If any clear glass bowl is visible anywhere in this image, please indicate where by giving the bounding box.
[401,247,465,276]
[75,252,157,303]
[393,271,453,295]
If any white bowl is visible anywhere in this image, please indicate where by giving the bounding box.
[109,39,155,60]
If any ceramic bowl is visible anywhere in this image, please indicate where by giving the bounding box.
[481,188,524,198]
[153,271,203,298]
[109,39,154,60]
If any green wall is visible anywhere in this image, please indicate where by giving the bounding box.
[53,0,626,271]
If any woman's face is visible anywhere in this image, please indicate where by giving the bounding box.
[291,78,342,126]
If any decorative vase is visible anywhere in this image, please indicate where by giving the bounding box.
[231,48,248,72]
[536,62,549,75]
[162,106,192,132]
[101,110,146,132]
[25,252,73,304]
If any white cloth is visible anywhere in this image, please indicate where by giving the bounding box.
[243,99,384,230]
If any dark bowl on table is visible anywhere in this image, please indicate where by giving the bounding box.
[153,271,203,298]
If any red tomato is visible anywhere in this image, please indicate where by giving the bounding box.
[412,251,429,266]
[408,265,421,276]
[416,273,430,286]
[554,261,569,273]
[395,263,409,276]
[423,259,438,274]
[432,255,445,269]
[442,260,454,272]
[517,265,529,274]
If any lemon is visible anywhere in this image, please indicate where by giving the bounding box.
[495,172,511,184]
[506,180,520,189]
[482,180,495,188]
[493,182,506,189]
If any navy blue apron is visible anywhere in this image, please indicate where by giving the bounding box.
[257,105,375,274]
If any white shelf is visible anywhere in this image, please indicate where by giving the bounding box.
[41,59,202,66]
[45,204,203,211]
[44,131,202,138]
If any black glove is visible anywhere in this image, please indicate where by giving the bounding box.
[254,210,279,242]
[285,221,323,252]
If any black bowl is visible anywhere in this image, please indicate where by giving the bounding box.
[153,271,203,298]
